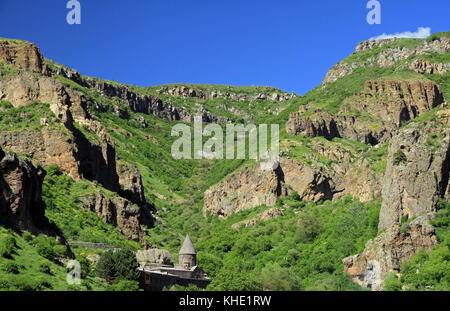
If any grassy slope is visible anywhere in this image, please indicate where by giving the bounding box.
[0,227,108,291]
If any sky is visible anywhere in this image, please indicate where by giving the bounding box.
[0,0,449,95]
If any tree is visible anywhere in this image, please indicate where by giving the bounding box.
[95,250,116,282]
[207,266,262,291]
[96,248,140,283]
[296,213,322,243]
[258,263,301,291]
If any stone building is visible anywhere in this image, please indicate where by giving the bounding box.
[138,235,211,291]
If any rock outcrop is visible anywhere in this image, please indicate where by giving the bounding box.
[342,217,437,290]
[0,147,48,232]
[343,117,450,290]
[136,249,173,267]
[280,158,336,202]
[203,155,381,218]
[0,146,73,255]
[378,121,450,231]
[80,191,152,241]
[0,40,153,241]
[286,80,445,145]
[232,208,285,229]
[158,85,296,102]
[323,37,450,85]
[0,40,50,75]
[203,161,286,218]
[409,59,449,75]
[117,163,146,204]
[82,78,189,122]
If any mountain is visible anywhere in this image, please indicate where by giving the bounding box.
[0,31,449,291]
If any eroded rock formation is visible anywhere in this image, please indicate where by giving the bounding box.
[286,80,445,145]
[322,37,450,85]
[158,85,296,102]
[0,146,73,256]
[203,161,286,218]
[0,40,153,241]
[80,191,152,241]
[0,40,50,75]
[203,156,382,218]
[343,117,450,290]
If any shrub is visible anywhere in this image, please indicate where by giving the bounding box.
[393,150,407,165]
[53,245,68,258]
[45,164,62,176]
[2,274,42,291]
[107,278,140,291]
[257,263,301,291]
[76,255,91,279]
[0,100,13,109]
[296,213,323,242]
[0,235,16,258]
[170,284,200,291]
[36,241,57,262]
[383,273,402,291]
[95,250,116,281]
[207,266,262,291]
[39,262,52,275]
[2,261,20,274]
[36,279,53,289]
[22,231,33,242]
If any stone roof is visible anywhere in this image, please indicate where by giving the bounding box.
[179,235,196,255]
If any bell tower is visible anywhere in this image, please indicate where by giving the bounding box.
[179,234,196,270]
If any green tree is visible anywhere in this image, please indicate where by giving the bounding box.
[258,263,301,291]
[207,266,262,291]
[96,248,140,283]
[296,213,323,242]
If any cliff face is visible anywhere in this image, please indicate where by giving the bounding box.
[158,85,295,102]
[0,147,48,233]
[82,78,190,122]
[80,191,151,241]
[322,37,450,86]
[0,40,50,75]
[342,219,437,290]
[203,161,286,218]
[203,156,382,218]
[0,40,153,241]
[0,146,73,251]
[0,71,122,192]
[286,80,445,145]
[378,120,450,231]
[342,115,450,290]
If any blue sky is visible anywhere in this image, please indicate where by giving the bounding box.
[0,0,449,95]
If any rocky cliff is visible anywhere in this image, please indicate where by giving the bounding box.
[0,40,50,75]
[80,191,152,241]
[0,40,153,241]
[322,37,450,86]
[158,85,296,103]
[342,114,450,290]
[0,146,73,256]
[203,161,286,218]
[203,155,382,217]
[286,80,445,145]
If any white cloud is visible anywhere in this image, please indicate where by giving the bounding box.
[369,27,431,40]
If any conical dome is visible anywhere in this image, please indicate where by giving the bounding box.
[179,234,196,255]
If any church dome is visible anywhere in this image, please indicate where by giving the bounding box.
[179,234,196,255]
